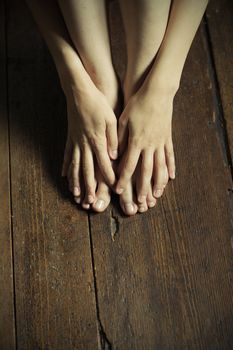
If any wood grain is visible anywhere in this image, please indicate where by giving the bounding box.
[0,1,16,349]
[4,0,233,348]
[206,0,233,168]
[89,3,233,348]
[7,0,99,348]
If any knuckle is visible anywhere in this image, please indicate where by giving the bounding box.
[157,160,166,169]
[119,117,127,128]
[91,137,105,150]
[130,136,141,147]
[167,149,175,158]
[71,159,80,167]
[142,164,151,174]
[108,118,117,127]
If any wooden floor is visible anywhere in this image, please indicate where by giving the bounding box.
[1,0,233,349]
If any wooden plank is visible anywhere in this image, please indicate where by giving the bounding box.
[89,3,233,348]
[206,0,233,166]
[0,1,16,349]
[7,0,99,348]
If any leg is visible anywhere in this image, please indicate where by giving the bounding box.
[58,0,120,211]
[117,0,208,215]
[118,0,171,215]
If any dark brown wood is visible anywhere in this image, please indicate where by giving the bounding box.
[5,0,233,348]
[206,0,233,167]
[0,1,16,349]
[89,3,233,348]
[7,0,99,348]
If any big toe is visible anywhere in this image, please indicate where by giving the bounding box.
[92,182,111,212]
[119,181,138,216]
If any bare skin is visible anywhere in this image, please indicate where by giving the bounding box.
[117,0,172,214]
[26,0,209,216]
[57,0,120,211]
[116,0,209,215]
[26,0,119,212]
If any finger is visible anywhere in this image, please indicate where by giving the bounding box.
[106,118,118,160]
[71,145,81,197]
[61,137,72,177]
[116,141,141,194]
[165,140,176,179]
[91,138,116,186]
[67,163,73,193]
[137,149,154,203]
[118,116,128,156]
[146,183,157,208]
[82,143,96,204]
[153,149,169,198]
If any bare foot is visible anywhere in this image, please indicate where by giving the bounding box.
[117,80,176,215]
[62,69,121,212]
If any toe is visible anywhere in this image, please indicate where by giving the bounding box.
[119,180,138,216]
[92,181,111,212]
[138,202,148,213]
[147,184,157,208]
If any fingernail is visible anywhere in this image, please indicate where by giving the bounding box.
[154,189,163,197]
[74,186,80,196]
[74,196,81,204]
[88,195,94,203]
[95,199,104,210]
[116,187,124,194]
[170,171,176,179]
[138,195,146,203]
[125,203,134,214]
[112,150,118,159]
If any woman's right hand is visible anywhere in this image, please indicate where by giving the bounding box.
[61,78,118,199]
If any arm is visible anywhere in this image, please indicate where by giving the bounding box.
[146,0,209,93]
[116,0,209,194]
[25,0,117,186]
[25,0,89,89]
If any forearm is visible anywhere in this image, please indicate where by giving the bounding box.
[146,0,209,94]
[25,0,91,91]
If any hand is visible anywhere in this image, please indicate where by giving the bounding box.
[62,79,118,193]
[116,85,176,202]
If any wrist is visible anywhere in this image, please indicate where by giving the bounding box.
[142,70,180,99]
[56,50,94,97]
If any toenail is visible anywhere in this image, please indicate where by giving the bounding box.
[139,206,146,212]
[154,189,163,197]
[88,195,94,203]
[124,203,134,214]
[74,186,80,196]
[95,199,105,210]
[148,201,156,208]
[74,196,81,204]
[138,195,146,203]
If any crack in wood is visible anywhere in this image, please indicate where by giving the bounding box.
[97,319,112,350]
[87,214,112,349]
[110,209,120,241]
